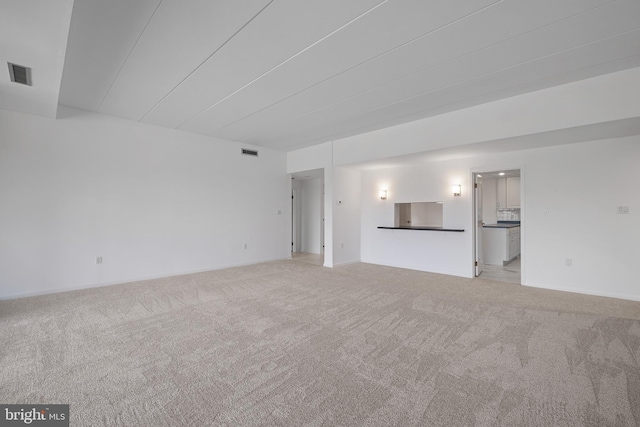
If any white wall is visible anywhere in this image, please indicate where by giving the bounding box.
[333,167,361,265]
[360,138,640,301]
[287,141,332,174]
[0,107,290,299]
[362,160,470,277]
[410,202,443,227]
[278,67,638,301]
[288,156,362,265]
[299,178,322,254]
[523,139,638,300]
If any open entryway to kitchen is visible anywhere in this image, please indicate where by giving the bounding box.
[473,169,521,284]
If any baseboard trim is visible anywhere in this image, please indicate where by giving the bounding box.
[0,256,291,301]
[523,282,640,302]
[360,259,472,278]
[333,259,361,267]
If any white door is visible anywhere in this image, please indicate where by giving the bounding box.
[291,188,296,252]
[475,175,484,276]
[320,182,325,254]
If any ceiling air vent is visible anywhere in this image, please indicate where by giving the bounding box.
[8,63,32,86]
[241,148,259,157]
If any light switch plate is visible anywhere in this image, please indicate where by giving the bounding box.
[617,205,630,214]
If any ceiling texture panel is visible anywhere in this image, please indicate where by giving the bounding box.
[0,0,74,118]
[181,0,501,135]
[142,0,387,128]
[253,30,640,150]
[214,0,626,142]
[4,0,636,150]
[97,0,274,121]
[238,1,640,148]
[58,0,163,112]
[325,54,640,152]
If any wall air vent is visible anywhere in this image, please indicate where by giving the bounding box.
[8,63,32,86]
[241,148,259,157]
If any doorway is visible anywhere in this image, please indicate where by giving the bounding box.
[473,169,522,284]
[291,169,324,261]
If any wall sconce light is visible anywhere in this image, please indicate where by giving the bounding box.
[452,185,461,197]
[379,190,387,200]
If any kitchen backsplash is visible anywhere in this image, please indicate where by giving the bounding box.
[497,208,520,221]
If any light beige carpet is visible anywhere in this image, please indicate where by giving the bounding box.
[1,260,639,426]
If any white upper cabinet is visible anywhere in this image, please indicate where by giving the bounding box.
[507,177,521,208]
[496,177,521,209]
[496,178,507,208]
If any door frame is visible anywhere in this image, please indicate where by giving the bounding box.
[320,181,325,254]
[290,169,325,256]
[291,187,297,253]
[473,173,484,277]
[470,166,525,284]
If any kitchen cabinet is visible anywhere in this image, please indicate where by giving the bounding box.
[508,227,520,260]
[496,178,506,208]
[482,226,520,265]
[506,177,520,208]
[496,177,520,208]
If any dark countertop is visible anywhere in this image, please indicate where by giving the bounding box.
[378,226,464,232]
[483,222,521,229]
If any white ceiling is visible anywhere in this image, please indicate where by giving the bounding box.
[4,0,640,151]
[480,170,520,179]
[0,0,73,118]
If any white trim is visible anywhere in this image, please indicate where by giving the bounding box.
[333,259,361,267]
[523,283,640,303]
[360,260,473,278]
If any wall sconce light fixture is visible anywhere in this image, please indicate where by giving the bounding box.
[379,190,387,200]
[452,185,461,197]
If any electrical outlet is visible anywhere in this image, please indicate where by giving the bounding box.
[277,210,282,215]
[565,258,572,267]
[542,208,549,215]
[243,243,248,250]
[617,205,630,214]
[96,256,102,264]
